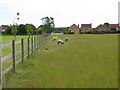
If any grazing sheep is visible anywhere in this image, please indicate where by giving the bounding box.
[58,39,64,44]
[52,37,58,41]
[65,38,68,41]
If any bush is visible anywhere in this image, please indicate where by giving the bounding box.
[81,30,97,33]
[3,27,12,35]
[118,30,120,33]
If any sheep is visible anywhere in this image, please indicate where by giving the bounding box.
[65,37,68,41]
[58,39,64,44]
[52,37,58,41]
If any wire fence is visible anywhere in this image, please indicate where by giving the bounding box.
[0,35,50,88]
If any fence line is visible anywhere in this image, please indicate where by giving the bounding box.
[0,35,50,88]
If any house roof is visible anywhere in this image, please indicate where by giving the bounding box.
[1,25,9,27]
[38,25,44,29]
[81,24,92,28]
[96,24,106,29]
[69,24,79,28]
[108,24,118,28]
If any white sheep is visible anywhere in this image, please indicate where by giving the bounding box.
[52,37,58,41]
[65,37,68,41]
[58,39,64,44]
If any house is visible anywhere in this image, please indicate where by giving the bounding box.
[108,24,118,31]
[95,24,118,31]
[38,25,44,30]
[81,24,92,31]
[0,25,9,31]
[95,24,107,31]
[68,24,80,34]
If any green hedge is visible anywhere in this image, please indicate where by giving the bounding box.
[80,30,119,33]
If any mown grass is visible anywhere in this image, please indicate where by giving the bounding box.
[4,34,118,88]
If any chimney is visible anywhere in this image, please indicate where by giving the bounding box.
[78,24,79,28]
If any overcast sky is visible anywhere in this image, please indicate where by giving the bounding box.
[0,0,119,28]
[118,1,120,25]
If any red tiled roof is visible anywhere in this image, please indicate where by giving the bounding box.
[1,25,9,27]
[108,24,118,28]
[69,24,79,28]
[81,24,92,28]
[96,24,106,29]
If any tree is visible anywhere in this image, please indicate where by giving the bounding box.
[17,24,27,35]
[11,25,18,40]
[3,27,12,35]
[103,22,109,27]
[26,24,36,30]
[41,16,55,33]
[26,25,33,38]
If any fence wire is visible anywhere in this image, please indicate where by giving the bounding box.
[0,35,51,88]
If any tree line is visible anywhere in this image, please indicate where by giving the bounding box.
[2,24,41,35]
[2,16,55,36]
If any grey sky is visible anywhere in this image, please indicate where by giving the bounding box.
[118,1,120,25]
[0,0,119,28]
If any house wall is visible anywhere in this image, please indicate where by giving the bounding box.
[68,28,80,34]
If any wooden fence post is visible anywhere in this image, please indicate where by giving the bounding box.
[33,37,35,51]
[12,40,16,73]
[37,36,39,49]
[31,37,33,53]
[0,42,2,89]
[21,38,24,62]
[36,37,38,49]
[28,38,30,59]
[39,36,40,47]
[34,37,36,51]
[36,37,37,49]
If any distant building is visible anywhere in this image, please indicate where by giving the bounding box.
[0,25,9,31]
[95,24,107,31]
[68,24,80,34]
[38,25,44,30]
[95,24,118,31]
[108,24,118,31]
[81,24,92,31]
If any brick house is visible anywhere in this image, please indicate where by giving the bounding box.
[95,24,118,31]
[0,25,9,31]
[38,25,44,30]
[95,24,107,31]
[81,24,92,31]
[108,24,118,31]
[68,24,80,34]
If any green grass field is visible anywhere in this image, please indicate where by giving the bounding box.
[2,35,41,71]
[4,34,118,88]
